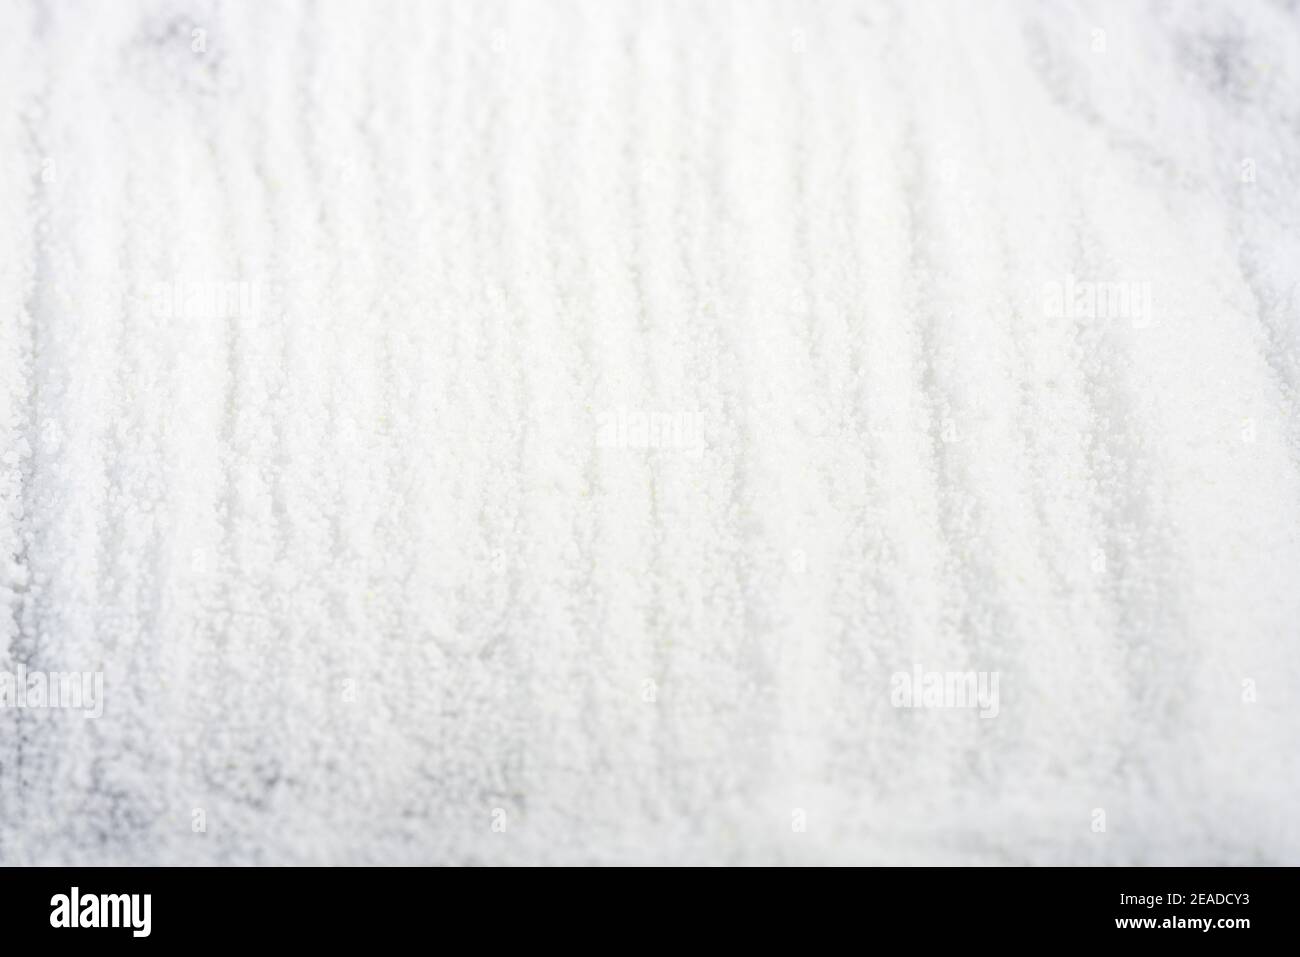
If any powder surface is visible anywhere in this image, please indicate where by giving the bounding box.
[1,0,1298,865]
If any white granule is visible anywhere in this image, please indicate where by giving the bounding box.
[1,0,1298,865]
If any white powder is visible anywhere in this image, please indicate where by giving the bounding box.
[1,0,1298,865]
